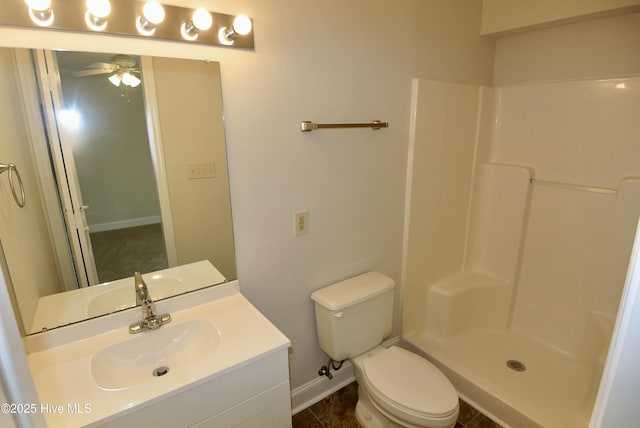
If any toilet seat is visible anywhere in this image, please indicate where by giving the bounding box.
[362,346,459,427]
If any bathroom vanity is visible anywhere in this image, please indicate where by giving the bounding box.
[23,281,292,428]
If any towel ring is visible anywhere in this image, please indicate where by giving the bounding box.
[0,163,26,208]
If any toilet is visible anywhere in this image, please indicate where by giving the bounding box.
[311,271,459,428]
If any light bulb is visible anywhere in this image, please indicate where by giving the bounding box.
[192,9,212,31]
[137,1,164,36]
[26,0,54,26]
[219,14,252,44]
[232,15,252,35]
[181,9,213,41]
[143,1,165,25]
[108,73,122,87]
[121,72,141,88]
[85,0,110,31]
[86,0,110,18]
[25,0,51,11]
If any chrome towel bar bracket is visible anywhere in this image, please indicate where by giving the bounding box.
[0,163,26,208]
[300,120,389,132]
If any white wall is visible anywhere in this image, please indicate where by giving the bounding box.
[592,219,640,427]
[494,12,640,85]
[0,0,494,391]
[481,0,640,35]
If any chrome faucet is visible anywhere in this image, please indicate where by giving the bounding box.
[129,272,171,334]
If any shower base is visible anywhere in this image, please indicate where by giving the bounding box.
[404,329,596,428]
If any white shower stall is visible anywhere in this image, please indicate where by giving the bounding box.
[402,76,640,427]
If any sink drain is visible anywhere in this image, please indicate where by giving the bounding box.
[506,360,526,372]
[153,366,170,377]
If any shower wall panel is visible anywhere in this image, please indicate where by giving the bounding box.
[403,79,482,336]
[513,185,617,356]
[403,74,640,428]
[492,77,640,357]
[490,78,640,189]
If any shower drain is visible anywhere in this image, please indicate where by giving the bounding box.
[506,360,526,372]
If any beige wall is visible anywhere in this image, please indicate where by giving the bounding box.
[481,0,640,35]
[494,12,640,85]
[0,49,62,332]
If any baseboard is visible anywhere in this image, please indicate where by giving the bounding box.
[89,216,161,233]
[290,361,355,415]
[290,336,401,415]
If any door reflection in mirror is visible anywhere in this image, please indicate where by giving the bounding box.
[54,50,169,284]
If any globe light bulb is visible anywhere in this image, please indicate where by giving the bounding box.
[26,0,54,26]
[143,1,165,25]
[25,0,51,11]
[233,15,252,35]
[86,0,110,18]
[192,9,212,31]
[85,0,110,31]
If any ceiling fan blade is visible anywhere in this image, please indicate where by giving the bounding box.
[71,68,113,77]
[86,62,116,69]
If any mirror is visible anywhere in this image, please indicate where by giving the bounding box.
[0,47,236,334]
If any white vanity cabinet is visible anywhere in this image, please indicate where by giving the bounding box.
[25,283,292,428]
[96,350,292,428]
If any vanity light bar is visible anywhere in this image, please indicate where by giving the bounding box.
[0,0,254,49]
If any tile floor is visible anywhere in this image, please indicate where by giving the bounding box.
[292,382,503,428]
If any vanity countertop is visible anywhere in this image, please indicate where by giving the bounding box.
[26,286,290,427]
[30,260,227,334]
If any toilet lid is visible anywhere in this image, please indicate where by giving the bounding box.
[362,346,458,420]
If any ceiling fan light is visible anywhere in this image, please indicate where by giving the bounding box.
[108,72,121,86]
[121,72,141,87]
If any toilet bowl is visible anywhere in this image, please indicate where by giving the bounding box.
[311,272,459,428]
[352,346,459,428]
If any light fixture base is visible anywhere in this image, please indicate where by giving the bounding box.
[0,0,254,48]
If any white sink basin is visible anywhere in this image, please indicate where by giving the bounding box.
[87,277,188,317]
[90,319,220,390]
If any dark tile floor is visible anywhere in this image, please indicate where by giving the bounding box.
[292,382,503,428]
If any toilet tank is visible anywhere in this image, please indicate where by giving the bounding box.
[310,271,395,361]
